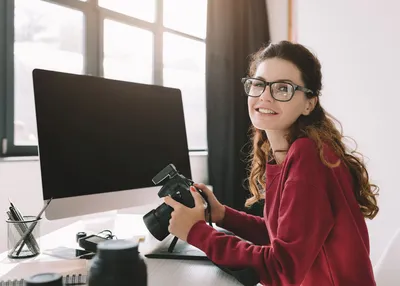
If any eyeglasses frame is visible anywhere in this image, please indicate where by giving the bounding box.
[241,77,314,102]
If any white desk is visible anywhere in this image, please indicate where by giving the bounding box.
[0,214,244,286]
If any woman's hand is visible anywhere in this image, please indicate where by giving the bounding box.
[164,187,207,242]
[193,183,226,225]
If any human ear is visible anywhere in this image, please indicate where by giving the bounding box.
[302,97,318,115]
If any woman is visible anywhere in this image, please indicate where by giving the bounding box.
[164,41,379,286]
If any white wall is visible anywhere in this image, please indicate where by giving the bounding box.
[296,0,400,265]
[266,0,289,42]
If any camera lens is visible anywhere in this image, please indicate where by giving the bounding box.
[143,203,172,241]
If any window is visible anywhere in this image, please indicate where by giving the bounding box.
[103,19,154,84]
[163,33,206,149]
[99,0,156,22]
[0,0,207,157]
[14,0,84,146]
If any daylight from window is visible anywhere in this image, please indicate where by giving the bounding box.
[13,0,207,150]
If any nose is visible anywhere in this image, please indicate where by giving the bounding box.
[259,86,274,102]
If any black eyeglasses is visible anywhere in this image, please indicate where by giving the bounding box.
[241,77,314,102]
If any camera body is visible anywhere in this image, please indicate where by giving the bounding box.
[143,164,208,241]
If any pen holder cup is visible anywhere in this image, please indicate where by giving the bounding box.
[6,216,41,259]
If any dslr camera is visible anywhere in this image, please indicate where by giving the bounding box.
[143,164,209,241]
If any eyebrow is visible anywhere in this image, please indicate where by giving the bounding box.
[254,76,294,83]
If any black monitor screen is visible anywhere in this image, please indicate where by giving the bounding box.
[32,69,192,200]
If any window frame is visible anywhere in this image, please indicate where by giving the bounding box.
[0,0,207,157]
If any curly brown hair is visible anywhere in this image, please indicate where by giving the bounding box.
[245,41,379,220]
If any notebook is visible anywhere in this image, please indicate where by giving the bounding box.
[0,259,88,285]
[0,273,87,286]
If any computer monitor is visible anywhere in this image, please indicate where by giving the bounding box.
[32,68,192,220]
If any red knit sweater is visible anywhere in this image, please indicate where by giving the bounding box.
[187,138,376,286]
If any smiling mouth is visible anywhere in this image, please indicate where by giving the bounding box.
[256,108,278,115]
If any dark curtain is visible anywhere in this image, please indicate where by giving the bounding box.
[206,0,270,212]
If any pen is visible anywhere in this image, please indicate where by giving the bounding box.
[9,200,23,217]
[12,198,53,255]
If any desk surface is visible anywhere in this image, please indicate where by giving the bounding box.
[0,214,244,286]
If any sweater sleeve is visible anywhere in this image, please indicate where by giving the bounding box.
[217,205,270,245]
[187,179,334,285]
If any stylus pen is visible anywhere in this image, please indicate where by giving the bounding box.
[12,198,53,255]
